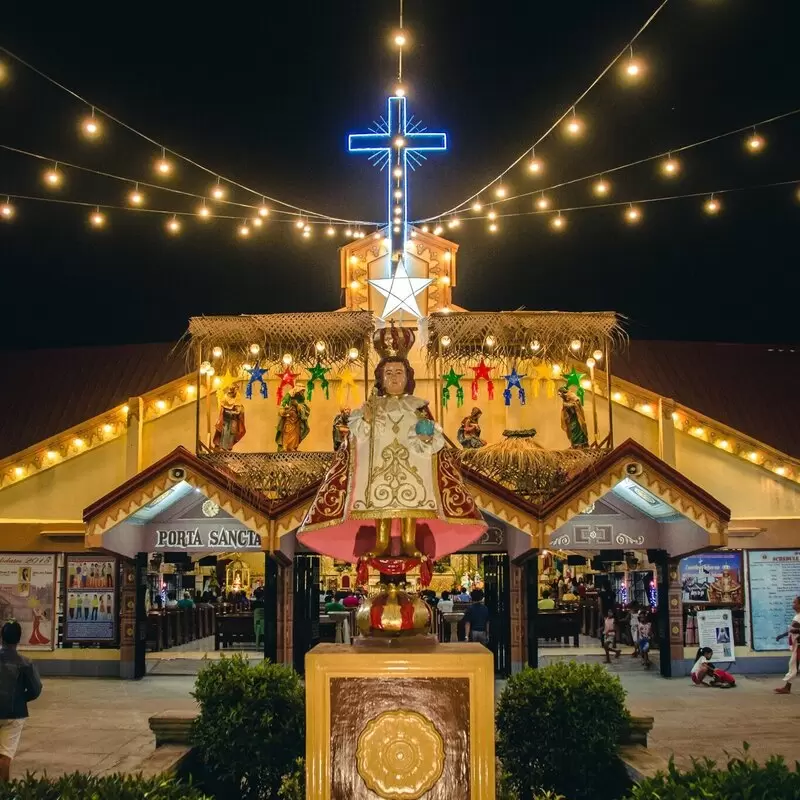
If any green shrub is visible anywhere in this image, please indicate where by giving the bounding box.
[277,758,305,800]
[497,769,565,800]
[628,747,800,799]
[191,655,305,799]
[497,662,629,800]
[0,773,210,799]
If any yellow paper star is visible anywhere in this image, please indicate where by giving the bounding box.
[215,370,237,401]
[336,365,359,406]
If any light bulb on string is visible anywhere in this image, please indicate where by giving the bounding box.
[81,108,102,139]
[593,178,610,197]
[394,136,405,148]
[704,194,721,215]
[128,184,144,206]
[393,167,402,178]
[1,197,14,220]
[166,215,181,234]
[535,193,550,211]
[433,223,444,235]
[488,222,498,233]
[44,164,63,188]
[257,202,270,217]
[89,207,106,228]
[210,179,227,200]
[471,199,482,212]
[154,148,173,177]
[661,154,680,177]
[344,227,352,237]
[487,209,497,220]
[625,204,642,224]
[621,47,644,82]
[326,225,335,236]
[302,229,311,239]
[295,218,306,230]
[564,107,584,138]
[394,31,407,47]
[0,61,8,85]
[421,224,429,233]
[394,85,406,97]
[238,222,251,238]
[550,212,566,232]
[495,185,507,198]
[746,130,765,152]
[448,217,461,228]
[527,148,544,175]
[252,217,263,228]
[197,201,211,220]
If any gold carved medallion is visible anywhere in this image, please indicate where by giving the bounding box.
[356,709,445,799]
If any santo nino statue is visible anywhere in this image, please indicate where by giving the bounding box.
[298,325,486,563]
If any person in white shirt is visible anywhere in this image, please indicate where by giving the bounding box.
[437,591,454,613]
[775,596,800,695]
[691,646,736,688]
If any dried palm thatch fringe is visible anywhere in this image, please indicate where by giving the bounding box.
[459,432,606,503]
[425,310,625,369]
[200,451,334,505]
[186,311,375,373]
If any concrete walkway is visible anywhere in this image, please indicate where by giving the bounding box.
[9,671,799,780]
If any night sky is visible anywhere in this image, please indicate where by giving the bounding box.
[1,0,798,349]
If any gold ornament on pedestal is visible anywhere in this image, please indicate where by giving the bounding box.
[355,582,431,637]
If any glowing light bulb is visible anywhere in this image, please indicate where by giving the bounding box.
[612,392,623,402]
[282,353,293,365]
[315,340,326,353]
[661,156,680,177]
[103,423,113,434]
[489,223,498,233]
[593,349,603,360]
[394,32,407,47]
[350,280,360,290]
[394,85,405,97]
[155,399,167,411]
[197,203,211,219]
[238,224,250,237]
[530,340,541,352]
[570,339,582,352]
[586,357,596,368]
[704,196,721,215]
[252,217,263,228]
[129,188,144,206]
[14,466,24,477]
[434,224,444,235]
[487,209,497,220]
[302,229,311,238]
[528,158,544,174]
[441,335,452,347]
[485,335,496,348]
[248,344,260,356]
[211,182,227,200]
[0,202,13,220]
[471,200,482,212]
[746,132,765,152]
[44,167,62,187]
[774,465,787,476]
[155,157,172,176]
[625,205,642,224]
[551,364,562,376]
[394,190,403,200]
[421,224,429,233]
[439,274,451,286]
[241,363,252,372]
[394,205,402,216]
[348,347,360,360]
[393,167,402,178]
[344,227,353,237]
[0,61,7,84]
[593,179,610,196]
[394,136,405,148]
[623,58,644,80]
[564,114,584,137]
[82,114,101,138]
[448,217,461,228]
[295,219,305,230]
[46,450,58,461]
[73,438,85,449]
[166,216,181,234]
[258,204,270,217]
[495,185,506,198]
[211,346,223,359]
[89,209,106,228]
[580,379,592,390]
[536,194,550,210]
[326,225,335,236]
[186,384,196,395]
[550,213,566,231]
[748,451,759,462]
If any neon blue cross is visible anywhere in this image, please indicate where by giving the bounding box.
[348,95,447,274]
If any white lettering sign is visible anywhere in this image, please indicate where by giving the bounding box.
[154,527,262,550]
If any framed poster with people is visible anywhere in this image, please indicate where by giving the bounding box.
[63,555,119,645]
[0,553,57,651]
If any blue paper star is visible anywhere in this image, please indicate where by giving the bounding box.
[502,367,527,406]
[245,362,269,399]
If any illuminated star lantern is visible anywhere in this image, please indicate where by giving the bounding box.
[336,364,359,406]
[276,366,300,404]
[244,363,269,400]
[470,358,495,401]
[215,370,237,401]
[441,367,465,409]
[368,260,432,319]
[502,367,527,406]
[306,360,331,401]
[562,367,586,405]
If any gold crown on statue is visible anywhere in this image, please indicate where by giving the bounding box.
[372,323,415,360]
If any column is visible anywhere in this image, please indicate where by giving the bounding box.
[658,398,677,467]
[125,396,144,477]
[525,553,539,668]
[119,556,143,680]
[264,554,278,663]
[667,556,684,677]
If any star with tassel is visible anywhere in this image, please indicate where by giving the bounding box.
[336,364,358,406]
[470,358,495,401]
[562,367,586,404]
[215,370,237,402]
[502,367,527,406]
[244,363,268,400]
[276,366,300,404]
[441,367,465,409]
[306,360,331,401]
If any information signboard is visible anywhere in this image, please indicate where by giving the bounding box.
[747,550,800,652]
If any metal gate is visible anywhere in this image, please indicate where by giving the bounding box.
[292,554,320,675]
[482,553,511,677]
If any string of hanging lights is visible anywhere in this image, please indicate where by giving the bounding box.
[417,0,671,222]
[0,45,380,230]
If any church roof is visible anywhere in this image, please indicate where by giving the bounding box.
[0,338,797,462]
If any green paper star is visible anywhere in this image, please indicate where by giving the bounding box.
[563,367,586,404]
[307,361,331,400]
[442,367,464,389]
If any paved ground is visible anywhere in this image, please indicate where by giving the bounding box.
[10,668,799,779]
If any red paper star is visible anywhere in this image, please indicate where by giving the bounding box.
[471,358,494,382]
[276,366,300,404]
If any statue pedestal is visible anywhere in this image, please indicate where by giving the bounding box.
[305,640,495,799]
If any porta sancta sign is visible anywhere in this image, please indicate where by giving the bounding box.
[154,526,262,551]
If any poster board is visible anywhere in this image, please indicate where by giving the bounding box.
[63,555,118,644]
[678,552,743,604]
[747,550,800,652]
[696,608,735,662]
[0,554,57,651]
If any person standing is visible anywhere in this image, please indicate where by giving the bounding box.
[0,621,42,780]
[775,596,800,694]
[463,589,490,646]
[602,609,622,663]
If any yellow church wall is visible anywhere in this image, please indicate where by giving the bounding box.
[141,401,196,467]
[0,437,128,522]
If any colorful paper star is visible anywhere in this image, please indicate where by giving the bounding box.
[276,366,300,404]
[562,367,586,404]
[470,358,495,401]
[336,364,358,406]
[441,367,465,408]
[306,360,331,401]
[215,370,237,401]
[368,258,432,319]
[502,367,527,406]
[244,363,268,400]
